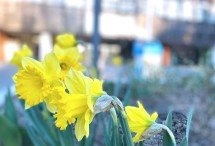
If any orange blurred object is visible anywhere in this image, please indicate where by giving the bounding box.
[0,32,10,61]
[162,46,171,67]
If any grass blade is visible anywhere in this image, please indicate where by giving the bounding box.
[186,109,193,140]
[113,81,122,97]
[123,82,132,106]
[0,116,22,146]
[180,137,188,146]
[4,88,18,125]
[25,125,47,146]
[25,106,57,146]
[162,111,173,146]
[100,113,111,146]
[139,141,144,146]
[116,110,134,146]
[85,122,95,146]
[110,108,120,146]
[179,108,193,146]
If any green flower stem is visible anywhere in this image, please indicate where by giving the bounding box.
[78,137,85,146]
[156,123,176,146]
[139,141,144,146]
[110,108,120,146]
[116,109,134,146]
[69,125,75,146]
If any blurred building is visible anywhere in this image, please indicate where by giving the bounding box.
[1,0,215,65]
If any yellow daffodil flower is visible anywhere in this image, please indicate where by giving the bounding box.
[52,68,104,141]
[54,45,85,79]
[55,33,77,49]
[13,53,62,112]
[125,101,158,142]
[112,56,123,66]
[10,45,33,69]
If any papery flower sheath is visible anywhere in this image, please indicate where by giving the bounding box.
[10,45,33,69]
[13,53,62,112]
[125,101,158,142]
[52,68,105,141]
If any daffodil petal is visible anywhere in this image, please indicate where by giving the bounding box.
[65,94,88,117]
[54,112,70,130]
[45,97,57,113]
[10,44,33,69]
[75,115,86,141]
[137,101,151,118]
[132,131,144,142]
[89,78,104,96]
[151,112,158,122]
[126,106,152,125]
[22,57,43,71]
[65,69,87,94]
[22,45,33,56]
[24,103,31,110]
[43,53,61,79]
[84,109,94,138]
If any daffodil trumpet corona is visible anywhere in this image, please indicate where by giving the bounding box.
[13,53,62,112]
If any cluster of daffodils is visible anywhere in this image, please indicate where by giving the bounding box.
[11,34,175,145]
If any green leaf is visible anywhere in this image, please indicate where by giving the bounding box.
[85,123,95,146]
[119,134,125,146]
[138,141,144,146]
[24,106,58,146]
[116,110,134,146]
[41,104,58,141]
[123,82,132,106]
[57,125,75,146]
[0,116,22,146]
[19,127,34,146]
[78,137,86,146]
[25,125,47,146]
[179,108,193,146]
[113,81,121,97]
[180,137,188,146]
[162,111,174,146]
[4,88,18,125]
[110,108,120,146]
[100,113,111,146]
[186,109,193,140]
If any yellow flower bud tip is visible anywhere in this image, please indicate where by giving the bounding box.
[112,56,123,66]
[125,101,158,142]
[56,33,77,48]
